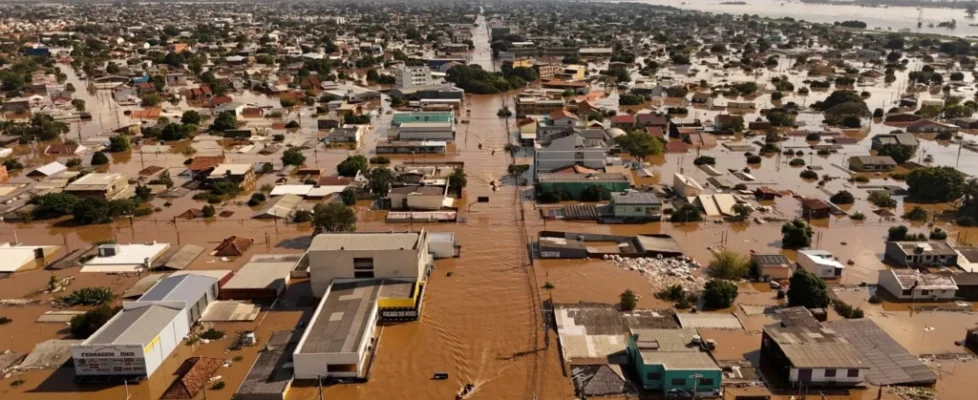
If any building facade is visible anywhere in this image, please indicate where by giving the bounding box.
[306,231,432,297]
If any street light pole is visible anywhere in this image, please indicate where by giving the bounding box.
[689,373,703,400]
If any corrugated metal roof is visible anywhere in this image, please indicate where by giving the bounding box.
[87,304,181,345]
[139,274,216,303]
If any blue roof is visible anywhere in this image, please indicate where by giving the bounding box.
[138,274,216,306]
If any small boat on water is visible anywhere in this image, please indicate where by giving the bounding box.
[456,383,475,399]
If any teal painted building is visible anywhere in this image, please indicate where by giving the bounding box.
[391,111,455,126]
[627,328,723,397]
[536,173,631,200]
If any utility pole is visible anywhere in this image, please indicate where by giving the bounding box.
[689,372,703,400]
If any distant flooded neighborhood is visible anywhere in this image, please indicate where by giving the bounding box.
[0,1,975,400]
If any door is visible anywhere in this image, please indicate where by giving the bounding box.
[797,369,812,382]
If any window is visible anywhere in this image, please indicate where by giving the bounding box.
[921,290,930,296]
[353,257,374,269]
[670,378,686,386]
[646,372,661,380]
[354,270,375,278]
[824,369,836,378]
[847,369,860,378]
[635,207,643,212]
[698,378,713,386]
[902,289,912,296]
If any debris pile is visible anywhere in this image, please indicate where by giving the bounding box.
[603,254,706,293]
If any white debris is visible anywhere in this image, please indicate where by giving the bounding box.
[605,256,707,293]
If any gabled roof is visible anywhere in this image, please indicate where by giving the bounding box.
[161,357,223,399]
[187,156,226,172]
[214,236,254,257]
[549,109,578,121]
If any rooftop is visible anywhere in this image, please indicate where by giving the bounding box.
[298,280,382,354]
[309,231,422,251]
[208,163,253,177]
[763,325,867,369]
[751,254,791,267]
[887,269,958,290]
[139,274,217,304]
[890,241,957,256]
[222,254,300,290]
[631,328,720,371]
[86,303,182,346]
[537,173,630,183]
[611,191,660,205]
[65,173,124,190]
[823,319,937,385]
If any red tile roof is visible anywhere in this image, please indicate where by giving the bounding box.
[214,236,254,257]
[664,140,688,153]
[161,357,223,399]
[187,156,227,172]
[549,109,578,121]
[611,114,636,124]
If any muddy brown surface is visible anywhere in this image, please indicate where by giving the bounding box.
[0,13,976,400]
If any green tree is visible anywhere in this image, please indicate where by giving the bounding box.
[108,134,131,152]
[708,250,750,280]
[787,270,830,309]
[70,305,120,339]
[702,279,739,309]
[90,151,109,165]
[732,203,752,220]
[282,148,306,166]
[181,110,201,125]
[71,99,85,112]
[61,287,114,306]
[31,192,79,219]
[448,167,467,197]
[830,190,855,204]
[201,204,215,217]
[340,188,357,205]
[906,166,966,202]
[614,130,664,161]
[72,198,112,225]
[619,289,638,311]
[312,202,357,233]
[781,218,813,248]
[140,94,163,107]
[210,111,237,131]
[888,225,911,241]
[336,155,368,177]
[368,168,396,197]
[671,203,702,222]
[877,143,915,164]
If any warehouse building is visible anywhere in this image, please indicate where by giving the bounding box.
[70,274,219,379]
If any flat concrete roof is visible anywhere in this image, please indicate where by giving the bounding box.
[139,274,216,303]
[81,243,170,272]
[299,280,381,354]
[309,231,422,251]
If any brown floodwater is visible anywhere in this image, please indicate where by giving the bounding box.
[2,12,978,400]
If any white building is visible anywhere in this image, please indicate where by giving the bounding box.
[80,243,171,273]
[293,280,380,380]
[388,185,449,210]
[797,249,845,279]
[534,129,608,172]
[877,269,958,301]
[70,274,218,378]
[306,231,432,297]
[395,65,433,89]
[673,173,704,197]
[0,244,60,273]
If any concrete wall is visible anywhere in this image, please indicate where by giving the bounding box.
[71,306,189,378]
[407,193,445,210]
[797,253,840,279]
[398,129,454,141]
[613,204,661,218]
[877,270,956,300]
[309,238,429,297]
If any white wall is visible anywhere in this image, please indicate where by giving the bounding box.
[407,193,445,210]
[308,241,428,298]
[877,270,956,300]
[398,130,454,141]
[789,367,865,384]
[292,290,379,379]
